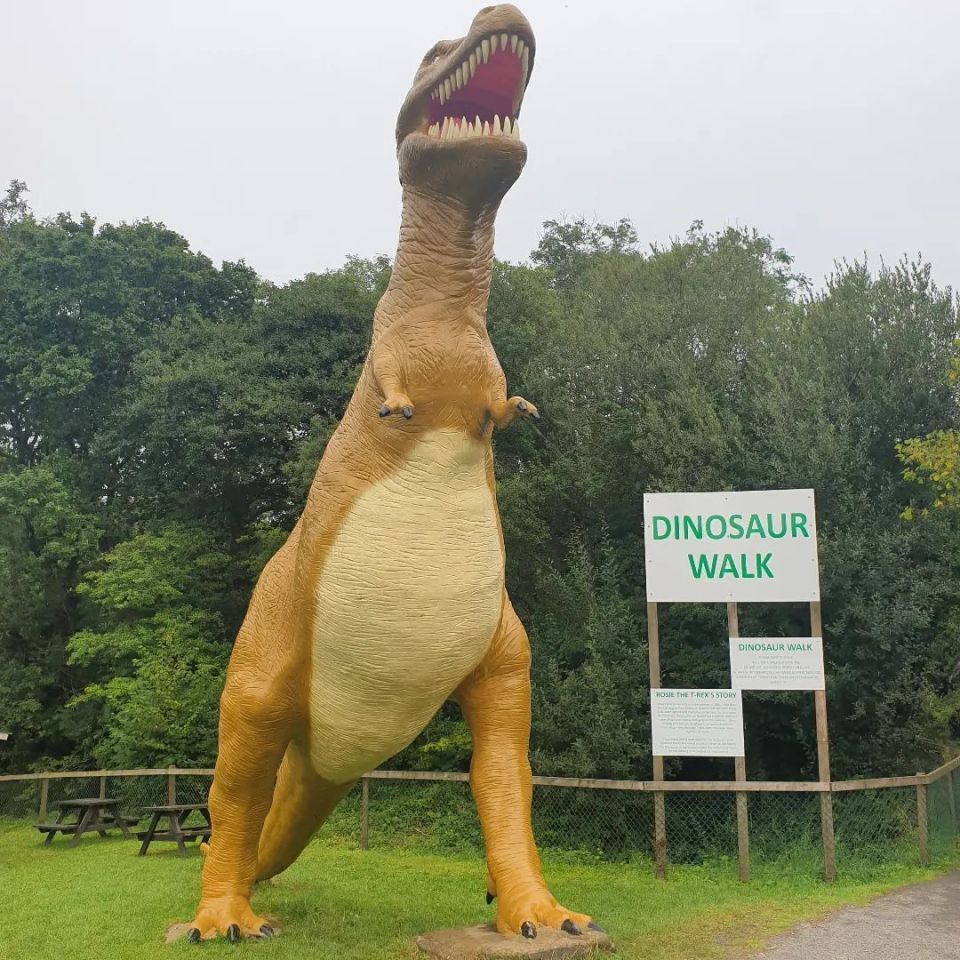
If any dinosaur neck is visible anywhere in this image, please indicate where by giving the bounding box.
[375,187,498,332]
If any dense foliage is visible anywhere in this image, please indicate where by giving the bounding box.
[1,182,958,780]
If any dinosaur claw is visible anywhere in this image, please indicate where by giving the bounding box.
[561,919,582,936]
[259,923,274,938]
[378,405,390,417]
[520,922,537,939]
[485,892,495,904]
[588,921,606,934]
[402,406,413,419]
[186,928,201,944]
[226,924,241,944]
[531,409,541,419]
[516,400,527,411]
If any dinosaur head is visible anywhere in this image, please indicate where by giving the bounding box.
[396,5,535,206]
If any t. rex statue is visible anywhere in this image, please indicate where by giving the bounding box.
[188,4,596,944]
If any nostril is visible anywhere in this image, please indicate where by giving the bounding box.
[479,6,496,14]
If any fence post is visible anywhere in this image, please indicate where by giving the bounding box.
[99,775,107,800]
[167,766,177,805]
[359,778,369,850]
[916,775,929,866]
[647,601,667,879]
[946,769,957,836]
[39,776,49,822]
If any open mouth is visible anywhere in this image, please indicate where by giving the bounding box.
[425,32,530,141]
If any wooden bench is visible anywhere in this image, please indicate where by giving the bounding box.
[35,823,78,835]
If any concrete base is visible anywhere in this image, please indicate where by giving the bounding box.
[416,922,613,960]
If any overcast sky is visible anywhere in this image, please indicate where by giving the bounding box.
[4,1,958,290]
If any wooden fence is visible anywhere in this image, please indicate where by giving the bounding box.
[2,754,958,879]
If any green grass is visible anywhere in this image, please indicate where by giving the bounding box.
[1,819,952,960]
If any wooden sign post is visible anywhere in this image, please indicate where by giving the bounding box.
[647,601,667,879]
[727,602,750,882]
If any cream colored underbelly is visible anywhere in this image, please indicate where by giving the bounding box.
[308,429,504,783]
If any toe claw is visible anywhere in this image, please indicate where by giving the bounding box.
[520,921,537,939]
[486,892,495,904]
[226,924,241,944]
[186,927,201,944]
[378,405,390,417]
[402,406,413,419]
[561,919,582,936]
[531,409,541,419]
[588,921,606,934]
[259,923,274,938]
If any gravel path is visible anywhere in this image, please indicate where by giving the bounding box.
[754,870,959,960]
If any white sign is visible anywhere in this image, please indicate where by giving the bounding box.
[730,637,825,691]
[644,489,820,602]
[650,688,745,757]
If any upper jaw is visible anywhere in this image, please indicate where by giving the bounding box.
[396,14,535,150]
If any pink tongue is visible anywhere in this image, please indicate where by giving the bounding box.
[428,48,522,125]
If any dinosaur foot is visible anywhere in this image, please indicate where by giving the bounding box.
[185,895,275,943]
[493,885,592,939]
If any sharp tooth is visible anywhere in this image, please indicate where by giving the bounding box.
[517,39,525,58]
[511,34,518,54]
[493,114,502,136]
[439,86,445,105]
[469,52,476,76]
[475,115,481,133]
[490,34,498,54]
[443,78,452,100]
[481,38,490,62]
[503,116,512,136]
[522,46,529,71]
[455,66,462,88]
[501,33,508,51]
[512,120,520,139]
[483,120,491,136]
[440,117,448,138]
[461,116,468,137]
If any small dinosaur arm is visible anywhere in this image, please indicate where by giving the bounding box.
[188,4,595,943]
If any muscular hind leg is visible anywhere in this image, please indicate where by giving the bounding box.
[455,596,594,938]
[187,533,304,942]
[256,740,353,881]
[188,680,294,942]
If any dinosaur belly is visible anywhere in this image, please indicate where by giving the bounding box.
[308,429,504,783]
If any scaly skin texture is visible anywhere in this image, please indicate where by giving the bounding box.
[187,5,594,943]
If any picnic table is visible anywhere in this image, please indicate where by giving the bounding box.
[137,803,211,857]
[36,798,135,846]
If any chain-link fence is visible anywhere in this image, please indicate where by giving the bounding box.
[2,762,957,880]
